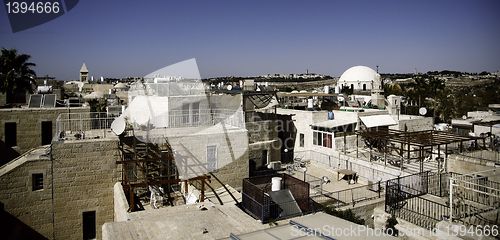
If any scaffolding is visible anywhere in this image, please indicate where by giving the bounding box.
[116,128,212,211]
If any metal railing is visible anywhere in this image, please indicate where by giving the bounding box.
[427,172,450,197]
[165,109,245,129]
[455,149,500,164]
[294,150,399,182]
[311,181,385,208]
[241,174,311,223]
[394,196,449,230]
[55,112,117,141]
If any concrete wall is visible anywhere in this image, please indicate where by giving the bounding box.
[276,109,328,153]
[390,116,433,132]
[0,107,89,157]
[51,139,119,240]
[113,182,129,222]
[169,128,249,189]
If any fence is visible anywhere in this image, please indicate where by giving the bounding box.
[452,173,500,208]
[295,150,399,182]
[394,196,449,230]
[427,172,450,197]
[385,171,429,213]
[55,112,117,141]
[311,181,385,208]
[166,109,245,129]
[455,150,500,164]
[241,173,312,223]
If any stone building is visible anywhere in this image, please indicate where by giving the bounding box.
[0,137,119,239]
[0,107,89,164]
[80,63,89,82]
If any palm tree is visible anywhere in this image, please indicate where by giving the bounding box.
[0,48,36,103]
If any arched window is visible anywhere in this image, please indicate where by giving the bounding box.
[350,84,354,89]
[362,84,366,91]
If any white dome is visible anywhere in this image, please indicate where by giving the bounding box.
[339,66,379,83]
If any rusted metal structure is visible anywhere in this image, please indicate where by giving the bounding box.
[356,129,483,172]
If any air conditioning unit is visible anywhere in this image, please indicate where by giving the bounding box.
[268,161,282,170]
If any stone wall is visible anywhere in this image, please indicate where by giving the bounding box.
[51,139,119,240]
[0,107,89,157]
[246,120,281,169]
[0,154,53,239]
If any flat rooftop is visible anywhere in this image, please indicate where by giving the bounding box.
[103,203,269,240]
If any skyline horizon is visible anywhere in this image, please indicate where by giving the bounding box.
[1,0,499,80]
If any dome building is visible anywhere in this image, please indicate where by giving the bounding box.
[338,66,381,92]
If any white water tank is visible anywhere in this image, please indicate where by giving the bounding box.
[271,177,282,191]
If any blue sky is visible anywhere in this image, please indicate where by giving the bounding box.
[1,0,499,80]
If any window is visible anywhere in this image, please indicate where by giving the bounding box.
[299,133,304,147]
[313,131,332,149]
[191,102,200,124]
[207,145,217,171]
[362,84,366,91]
[82,211,96,240]
[313,132,318,145]
[350,84,354,90]
[5,122,17,147]
[323,133,332,148]
[32,173,43,191]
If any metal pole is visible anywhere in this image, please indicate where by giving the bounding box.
[356,134,359,159]
[445,144,448,173]
[449,178,453,222]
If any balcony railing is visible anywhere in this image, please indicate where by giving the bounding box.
[164,109,244,129]
[55,109,245,142]
[310,180,385,208]
[55,112,117,141]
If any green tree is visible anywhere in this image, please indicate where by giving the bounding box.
[0,48,36,103]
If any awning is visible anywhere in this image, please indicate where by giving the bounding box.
[311,118,357,129]
[360,115,397,128]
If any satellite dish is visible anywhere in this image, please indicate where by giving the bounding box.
[111,116,126,135]
[227,85,233,91]
[419,107,427,116]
